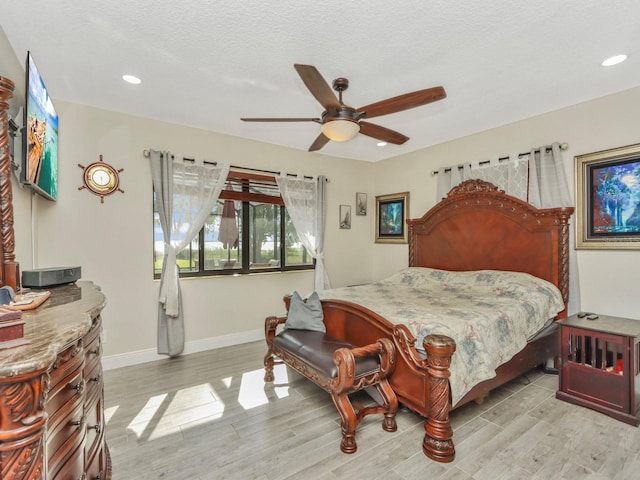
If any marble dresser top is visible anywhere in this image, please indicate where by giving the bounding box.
[0,281,106,378]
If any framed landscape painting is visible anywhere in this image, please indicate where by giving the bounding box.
[375,192,409,243]
[576,143,640,249]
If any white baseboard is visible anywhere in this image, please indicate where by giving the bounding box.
[101,329,264,371]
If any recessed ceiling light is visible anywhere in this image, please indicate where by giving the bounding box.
[122,74,142,85]
[601,54,627,67]
[377,142,387,147]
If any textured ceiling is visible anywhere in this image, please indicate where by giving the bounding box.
[2,1,639,161]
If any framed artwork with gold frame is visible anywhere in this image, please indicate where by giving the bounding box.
[375,192,409,243]
[575,143,640,249]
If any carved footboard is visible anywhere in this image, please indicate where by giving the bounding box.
[290,297,458,462]
[264,311,399,454]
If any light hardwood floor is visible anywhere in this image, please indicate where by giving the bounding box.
[104,341,640,479]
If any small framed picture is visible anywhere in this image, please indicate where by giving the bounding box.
[339,205,351,229]
[356,192,367,216]
[375,192,409,243]
[576,143,640,249]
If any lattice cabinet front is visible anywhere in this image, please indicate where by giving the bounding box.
[557,313,640,427]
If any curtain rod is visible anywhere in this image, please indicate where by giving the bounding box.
[430,142,569,176]
[142,149,324,181]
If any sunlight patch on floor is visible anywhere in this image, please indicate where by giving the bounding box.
[238,369,270,409]
[125,392,168,438]
[175,383,223,404]
[104,405,119,424]
[237,365,290,409]
[124,384,226,440]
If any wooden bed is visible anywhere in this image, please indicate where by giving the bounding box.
[305,179,574,462]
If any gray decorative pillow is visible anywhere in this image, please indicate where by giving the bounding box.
[284,291,325,332]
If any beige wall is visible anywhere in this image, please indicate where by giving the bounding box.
[30,103,376,362]
[372,86,640,319]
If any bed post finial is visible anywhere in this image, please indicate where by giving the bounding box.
[423,334,456,462]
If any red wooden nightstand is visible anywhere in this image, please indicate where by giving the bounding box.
[557,313,640,426]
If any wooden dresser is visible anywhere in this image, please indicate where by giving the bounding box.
[0,282,111,480]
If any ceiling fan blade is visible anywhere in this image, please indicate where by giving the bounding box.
[294,64,341,111]
[357,86,446,119]
[241,117,321,123]
[359,121,409,145]
[308,133,330,152]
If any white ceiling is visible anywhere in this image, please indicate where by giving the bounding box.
[2,1,639,162]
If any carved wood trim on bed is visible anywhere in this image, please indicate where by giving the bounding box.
[408,179,573,316]
[282,179,574,463]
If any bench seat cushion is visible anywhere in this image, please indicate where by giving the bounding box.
[273,329,380,379]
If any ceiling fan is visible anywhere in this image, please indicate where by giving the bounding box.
[241,64,446,152]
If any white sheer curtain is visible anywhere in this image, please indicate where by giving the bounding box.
[149,150,230,356]
[469,154,529,201]
[528,143,580,315]
[436,155,528,201]
[276,174,330,290]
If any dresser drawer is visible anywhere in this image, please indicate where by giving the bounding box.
[47,409,86,479]
[84,360,103,407]
[85,394,105,460]
[84,331,102,375]
[84,315,102,347]
[86,444,108,480]
[46,367,84,429]
[49,340,84,391]
[51,441,85,480]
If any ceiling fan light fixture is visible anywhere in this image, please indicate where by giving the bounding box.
[321,119,360,142]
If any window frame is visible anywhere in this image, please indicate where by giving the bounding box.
[153,169,315,278]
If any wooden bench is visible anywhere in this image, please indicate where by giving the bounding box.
[264,315,399,453]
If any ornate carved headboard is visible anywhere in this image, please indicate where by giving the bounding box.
[408,179,573,315]
[0,76,20,289]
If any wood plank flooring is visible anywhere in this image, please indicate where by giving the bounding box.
[103,341,640,479]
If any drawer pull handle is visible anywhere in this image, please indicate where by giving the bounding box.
[70,416,86,427]
[88,423,102,433]
[95,472,104,480]
[91,374,102,383]
[89,345,101,356]
[72,380,86,395]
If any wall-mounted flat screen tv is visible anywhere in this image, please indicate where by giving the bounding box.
[21,51,58,201]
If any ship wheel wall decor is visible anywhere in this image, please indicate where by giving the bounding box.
[78,154,124,203]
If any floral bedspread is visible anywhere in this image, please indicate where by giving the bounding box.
[316,267,565,406]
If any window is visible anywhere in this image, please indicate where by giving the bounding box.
[153,170,314,277]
